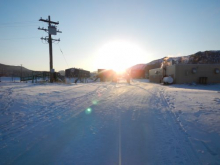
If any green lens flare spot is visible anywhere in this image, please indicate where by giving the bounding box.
[85,108,92,114]
[92,100,98,105]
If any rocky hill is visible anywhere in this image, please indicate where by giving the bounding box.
[130,50,220,74]
[0,64,32,77]
[162,50,220,66]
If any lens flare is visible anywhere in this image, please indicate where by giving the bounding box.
[85,108,92,114]
[92,100,98,105]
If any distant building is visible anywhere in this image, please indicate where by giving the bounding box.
[149,64,220,84]
[65,68,90,78]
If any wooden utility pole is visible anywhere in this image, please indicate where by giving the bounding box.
[38,16,62,83]
[20,64,22,82]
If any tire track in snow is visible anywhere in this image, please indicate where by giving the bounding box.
[127,82,200,164]
[0,85,106,146]
[112,83,152,165]
[0,82,205,164]
[0,87,14,114]
[158,87,201,164]
[118,110,122,165]
[109,82,201,164]
[0,84,115,164]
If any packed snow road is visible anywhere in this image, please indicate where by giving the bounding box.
[0,80,220,165]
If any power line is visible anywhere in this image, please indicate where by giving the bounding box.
[57,43,69,68]
[0,20,38,26]
[0,20,39,28]
[0,25,39,28]
[0,37,39,41]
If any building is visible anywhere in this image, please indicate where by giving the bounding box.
[149,64,220,84]
[65,68,90,78]
[149,68,163,83]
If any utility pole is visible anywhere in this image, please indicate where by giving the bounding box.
[38,16,62,83]
[20,64,22,82]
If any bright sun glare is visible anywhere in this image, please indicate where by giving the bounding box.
[95,40,146,73]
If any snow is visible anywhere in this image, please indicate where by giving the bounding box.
[0,79,220,164]
[162,84,220,164]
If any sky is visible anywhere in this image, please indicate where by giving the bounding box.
[0,0,220,72]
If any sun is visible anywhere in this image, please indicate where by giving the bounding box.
[94,40,146,73]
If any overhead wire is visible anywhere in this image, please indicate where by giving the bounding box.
[40,20,48,44]
[0,37,39,41]
[0,25,39,28]
[52,24,69,68]
[0,20,41,40]
[0,20,38,26]
[0,20,69,69]
[57,43,69,68]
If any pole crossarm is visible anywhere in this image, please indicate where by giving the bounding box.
[40,37,60,42]
[56,30,62,33]
[39,18,59,25]
[38,27,48,32]
[52,38,60,41]
[38,27,62,33]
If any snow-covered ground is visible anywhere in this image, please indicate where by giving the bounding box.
[0,79,220,165]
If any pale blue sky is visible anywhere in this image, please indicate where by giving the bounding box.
[0,0,220,72]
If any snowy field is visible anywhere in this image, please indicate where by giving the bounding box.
[0,79,220,165]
